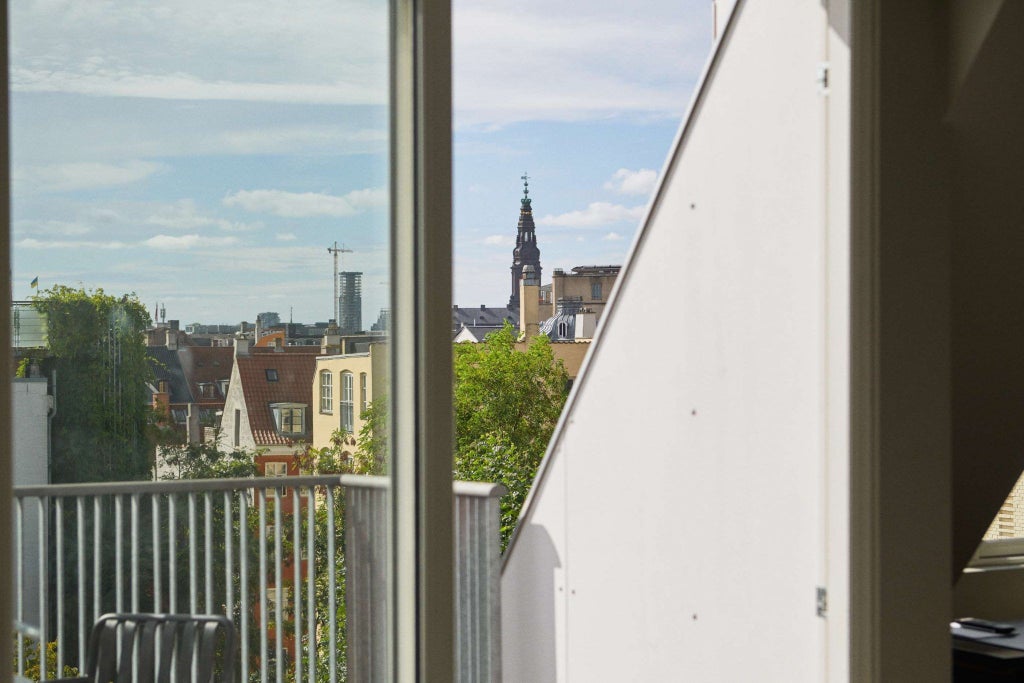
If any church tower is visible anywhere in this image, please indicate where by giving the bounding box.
[509,173,542,309]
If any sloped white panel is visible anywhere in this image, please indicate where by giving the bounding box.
[502,0,849,680]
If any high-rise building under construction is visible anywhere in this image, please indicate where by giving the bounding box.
[338,271,363,334]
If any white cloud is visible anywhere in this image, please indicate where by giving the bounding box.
[223,188,386,217]
[602,232,625,241]
[219,126,387,155]
[144,234,239,250]
[538,202,645,228]
[16,237,128,249]
[453,0,710,127]
[145,200,259,232]
[14,220,93,237]
[276,233,298,241]
[483,235,513,247]
[9,1,388,105]
[604,168,658,196]
[11,68,385,106]
[14,160,164,193]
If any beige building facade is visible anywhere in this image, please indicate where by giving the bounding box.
[546,265,620,319]
[311,342,388,450]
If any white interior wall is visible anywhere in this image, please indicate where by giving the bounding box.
[501,1,849,680]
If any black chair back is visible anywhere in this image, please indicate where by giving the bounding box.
[83,613,236,683]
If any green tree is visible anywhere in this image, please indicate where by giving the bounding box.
[30,287,153,667]
[453,323,569,548]
[352,397,389,475]
[157,438,260,480]
[32,285,153,483]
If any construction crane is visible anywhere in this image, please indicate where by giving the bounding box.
[327,241,353,325]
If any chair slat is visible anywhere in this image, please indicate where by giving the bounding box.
[78,613,236,683]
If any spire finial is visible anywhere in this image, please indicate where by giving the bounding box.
[521,172,531,206]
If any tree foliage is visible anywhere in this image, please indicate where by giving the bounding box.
[453,323,569,548]
[32,285,153,482]
[157,439,259,480]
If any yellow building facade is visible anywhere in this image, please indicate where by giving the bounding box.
[311,342,388,450]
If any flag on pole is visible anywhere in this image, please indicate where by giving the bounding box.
[29,277,38,289]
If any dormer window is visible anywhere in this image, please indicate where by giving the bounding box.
[271,403,306,436]
[198,382,215,399]
[218,379,229,396]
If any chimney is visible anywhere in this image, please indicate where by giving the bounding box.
[321,320,342,355]
[519,265,540,340]
[577,309,598,340]
[186,403,201,445]
[166,328,178,351]
[234,335,250,357]
[274,337,284,352]
[551,268,565,306]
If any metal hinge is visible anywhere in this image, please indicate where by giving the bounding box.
[816,62,830,95]
[816,586,828,618]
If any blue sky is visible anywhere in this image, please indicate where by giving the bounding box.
[10,0,715,325]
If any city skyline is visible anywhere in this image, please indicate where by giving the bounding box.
[10,0,715,325]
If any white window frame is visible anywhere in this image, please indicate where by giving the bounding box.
[265,461,288,478]
[320,370,333,413]
[271,403,306,436]
[360,372,368,415]
[341,371,354,433]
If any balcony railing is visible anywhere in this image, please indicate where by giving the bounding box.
[13,475,505,682]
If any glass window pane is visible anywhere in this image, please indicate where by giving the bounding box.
[9,1,394,679]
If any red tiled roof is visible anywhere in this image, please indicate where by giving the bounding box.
[236,351,319,446]
[251,346,321,354]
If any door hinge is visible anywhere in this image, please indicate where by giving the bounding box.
[816,586,828,618]
[816,62,830,95]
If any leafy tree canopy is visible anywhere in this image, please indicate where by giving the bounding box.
[453,323,569,547]
[32,285,153,482]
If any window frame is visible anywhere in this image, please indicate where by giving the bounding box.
[341,371,354,433]
[389,0,454,677]
[265,461,288,478]
[360,371,368,414]
[320,370,333,413]
[271,402,306,436]
[0,1,454,679]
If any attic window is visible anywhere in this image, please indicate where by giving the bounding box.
[266,369,279,382]
[271,402,306,436]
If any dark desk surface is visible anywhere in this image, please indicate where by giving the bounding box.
[954,619,1024,681]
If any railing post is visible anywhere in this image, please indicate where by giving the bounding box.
[342,475,390,682]
[453,482,506,683]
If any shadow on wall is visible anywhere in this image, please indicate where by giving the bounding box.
[503,524,560,682]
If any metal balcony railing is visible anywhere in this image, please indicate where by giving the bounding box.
[13,475,505,683]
